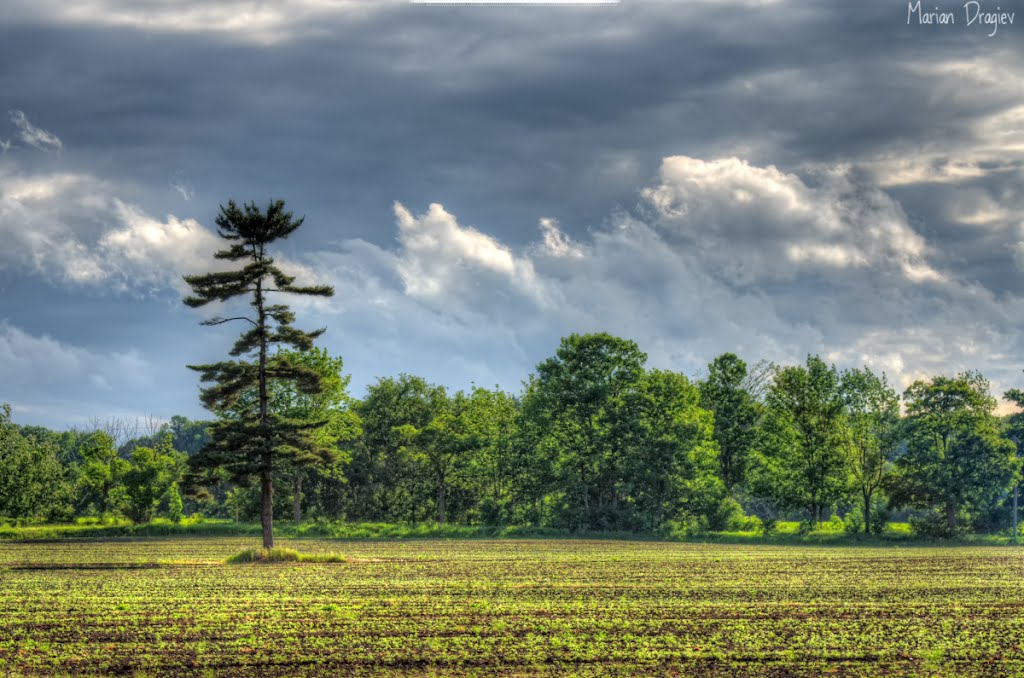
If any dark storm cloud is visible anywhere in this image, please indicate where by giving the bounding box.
[1,0,1023,426]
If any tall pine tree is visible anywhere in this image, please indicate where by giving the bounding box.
[183,199,334,548]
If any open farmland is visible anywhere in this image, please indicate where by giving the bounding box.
[3,539,1024,676]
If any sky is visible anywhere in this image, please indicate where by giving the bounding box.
[1,0,1023,429]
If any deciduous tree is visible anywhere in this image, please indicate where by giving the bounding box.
[699,353,761,491]
[620,369,721,531]
[350,374,447,522]
[749,355,848,523]
[520,333,647,530]
[0,404,69,520]
[123,434,185,523]
[840,366,900,534]
[890,372,1019,535]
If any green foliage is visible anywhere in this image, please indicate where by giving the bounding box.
[226,547,348,563]
[625,369,724,531]
[841,366,900,534]
[660,515,709,538]
[708,496,746,531]
[749,355,849,522]
[739,514,763,533]
[699,353,762,491]
[8,332,1024,544]
[0,404,71,520]
[231,347,360,450]
[889,372,1020,537]
[1004,387,1024,450]
[123,434,185,523]
[908,509,961,538]
[519,333,649,530]
[227,547,299,563]
[230,346,361,523]
[122,416,212,457]
[397,386,518,525]
[464,387,519,525]
[76,431,128,517]
[843,506,865,535]
[843,504,891,536]
[517,333,721,532]
[167,483,184,524]
[165,415,212,455]
[349,374,448,523]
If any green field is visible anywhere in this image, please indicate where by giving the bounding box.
[3,538,1024,676]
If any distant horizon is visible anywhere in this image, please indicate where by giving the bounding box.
[2,0,1023,429]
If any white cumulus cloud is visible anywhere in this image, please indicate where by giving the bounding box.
[0,164,221,291]
[392,201,552,319]
[641,156,946,285]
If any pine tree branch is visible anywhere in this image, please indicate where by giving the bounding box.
[200,316,259,327]
[266,284,335,296]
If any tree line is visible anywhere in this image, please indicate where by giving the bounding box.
[3,339,1022,539]
[2,199,1022,543]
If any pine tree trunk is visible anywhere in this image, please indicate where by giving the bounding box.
[261,468,274,549]
[293,470,303,524]
[256,269,273,549]
[863,490,871,534]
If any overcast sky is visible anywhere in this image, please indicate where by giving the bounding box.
[1,0,1022,428]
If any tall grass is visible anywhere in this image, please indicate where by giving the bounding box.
[226,547,349,564]
[0,518,1018,546]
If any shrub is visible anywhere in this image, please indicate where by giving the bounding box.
[226,547,348,564]
[738,514,762,532]
[843,499,891,535]
[843,506,865,535]
[166,484,183,524]
[909,509,966,538]
[661,516,709,539]
[868,502,891,535]
[227,547,300,563]
[709,497,746,531]
[760,516,778,536]
[797,519,815,536]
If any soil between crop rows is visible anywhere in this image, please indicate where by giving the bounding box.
[3,538,1024,676]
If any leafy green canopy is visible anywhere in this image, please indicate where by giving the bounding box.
[840,366,900,534]
[749,355,848,522]
[0,404,68,520]
[889,372,1019,535]
[517,333,721,531]
[350,374,449,522]
[699,353,762,491]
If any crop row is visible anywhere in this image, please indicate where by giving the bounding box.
[3,539,1024,675]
